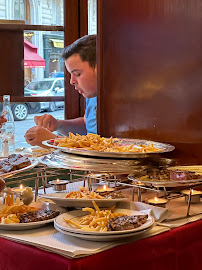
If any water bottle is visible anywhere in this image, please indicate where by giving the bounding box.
[1,95,15,155]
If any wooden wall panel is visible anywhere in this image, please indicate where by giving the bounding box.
[0,30,24,97]
[64,0,88,120]
[64,0,80,120]
[97,0,202,164]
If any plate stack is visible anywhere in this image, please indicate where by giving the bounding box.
[54,209,155,241]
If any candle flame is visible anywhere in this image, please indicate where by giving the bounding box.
[103,185,107,190]
[20,184,23,190]
[57,179,60,183]
[154,197,158,202]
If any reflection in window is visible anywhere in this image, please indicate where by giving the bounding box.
[14,0,26,21]
[49,53,64,75]
[26,80,54,91]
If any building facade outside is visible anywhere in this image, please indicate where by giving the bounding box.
[0,0,64,83]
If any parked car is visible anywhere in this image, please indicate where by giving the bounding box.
[49,71,64,78]
[25,78,64,112]
[0,89,41,121]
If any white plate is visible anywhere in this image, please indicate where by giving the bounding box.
[42,138,175,159]
[0,217,55,231]
[41,192,127,208]
[0,157,38,178]
[0,202,65,231]
[54,223,153,241]
[54,209,154,236]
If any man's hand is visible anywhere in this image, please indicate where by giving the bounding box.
[0,116,7,129]
[24,126,57,147]
[34,114,59,132]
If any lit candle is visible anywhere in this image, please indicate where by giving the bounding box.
[181,189,202,203]
[96,185,115,193]
[12,184,26,193]
[49,179,69,191]
[181,189,202,196]
[147,197,168,207]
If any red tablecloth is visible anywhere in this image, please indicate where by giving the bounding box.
[1,220,202,270]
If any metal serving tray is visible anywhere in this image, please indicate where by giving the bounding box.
[38,150,148,173]
[42,138,175,159]
[128,167,202,188]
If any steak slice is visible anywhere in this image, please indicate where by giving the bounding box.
[0,164,15,173]
[8,154,23,163]
[0,154,31,173]
[0,159,10,169]
[20,209,60,223]
[108,214,148,231]
[12,156,31,169]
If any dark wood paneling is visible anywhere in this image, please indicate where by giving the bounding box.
[0,24,63,31]
[97,0,202,164]
[79,0,88,116]
[64,0,88,120]
[97,0,103,136]
[64,0,80,120]
[0,96,64,103]
[79,0,88,37]
[0,30,24,96]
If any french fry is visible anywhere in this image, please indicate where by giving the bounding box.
[64,201,124,232]
[0,193,37,224]
[65,187,105,199]
[54,132,161,153]
[82,207,95,215]
[63,218,83,229]
[92,201,100,212]
[89,217,108,227]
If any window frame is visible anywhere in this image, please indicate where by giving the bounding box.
[0,0,88,120]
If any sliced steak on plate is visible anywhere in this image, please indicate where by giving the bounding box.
[20,209,60,223]
[108,214,148,231]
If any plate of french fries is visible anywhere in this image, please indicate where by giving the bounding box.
[41,187,127,208]
[0,193,63,230]
[54,201,154,241]
[42,132,175,158]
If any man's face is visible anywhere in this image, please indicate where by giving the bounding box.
[65,54,97,98]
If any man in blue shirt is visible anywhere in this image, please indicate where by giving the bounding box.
[25,35,97,147]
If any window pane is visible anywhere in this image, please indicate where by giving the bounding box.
[0,0,64,26]
[19,30,65,149]
[88,0,97,34]
[0,1,65,150]
[24,30,64,82]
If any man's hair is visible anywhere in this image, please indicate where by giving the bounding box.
[62,35,96,68]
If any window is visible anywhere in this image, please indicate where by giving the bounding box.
[0,0,88,149]
[88,0,97,34]
[14,0,30,23]
[0,0,65,149]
